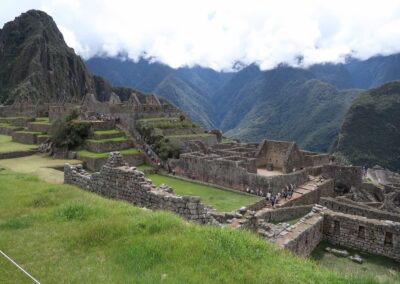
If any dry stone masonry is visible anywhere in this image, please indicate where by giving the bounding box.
[64,153,215,224]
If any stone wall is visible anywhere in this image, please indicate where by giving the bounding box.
[0,103,49,117]
[273,205,400,261]
[0,126,21,135]
[254,140,300,172]
[302,153,331,168]
[12,132,38,144]
[81,93,182,120]
[283,179,335,207]
[27,122,51,133]
[323,211,400,261]
[279,208,325,257]
[172,153,311,195]
[78,120,116,131]
[321,164,362,190]
[85,140,133,153]
[320,197,400,222]
[162,128,203,136]
[168,134,218,148]
[37,135,51,144]
[48,104,78,121]
[64,153,214,224]
[76,152,144,171]
[256,205,314,223]
[7,117,35,127]
[0,150,37,159]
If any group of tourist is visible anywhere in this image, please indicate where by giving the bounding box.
[81,112,113,121]
[245,184,296,207]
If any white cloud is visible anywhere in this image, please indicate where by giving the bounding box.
[1,0,400,71]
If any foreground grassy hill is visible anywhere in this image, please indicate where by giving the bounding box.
[0,169,377,283]
[335,81,400,171]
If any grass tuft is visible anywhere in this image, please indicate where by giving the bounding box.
[0,215,32,230]
[56,201,96,221]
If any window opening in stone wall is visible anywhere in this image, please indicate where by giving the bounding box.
[384,232,393,247]
[358,226,365,239]
[333,220,340,235]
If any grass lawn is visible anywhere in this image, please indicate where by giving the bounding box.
[93,129,121,135]
[138,117,179,122]
[311,241,400,283]
[86,137,129,143]
[35,117,49,122]
[76,148,140,158]
[14,131,42,134]
[0,123,20,129]
[136,164,154,171]
[0,169,373,283]
[148,174,262,212]
[0,154,81,183]
[0,135,37,153]
[167,133,213,138]
[30,121,51,125]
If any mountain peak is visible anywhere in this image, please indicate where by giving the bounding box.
[0,9,94,104]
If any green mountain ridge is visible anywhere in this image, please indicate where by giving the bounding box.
[153,74,216,128]
[335,81,400,171]
[220,68,360,152]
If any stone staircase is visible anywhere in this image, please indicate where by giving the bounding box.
[225,176,328,232]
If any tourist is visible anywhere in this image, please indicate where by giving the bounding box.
[276,192,281,204]
[266,191,271,201]
[288,186,294,199]
[270,195,275,207]
[283,189,287,200]
[246,186,250,193]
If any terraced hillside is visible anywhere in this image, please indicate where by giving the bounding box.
[136,116,218,158]
[74,121,144,171]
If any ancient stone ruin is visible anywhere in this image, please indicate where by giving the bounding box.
[65,153,216,224]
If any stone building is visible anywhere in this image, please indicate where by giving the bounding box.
[169,139,341,195]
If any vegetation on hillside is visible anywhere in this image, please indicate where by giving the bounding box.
[220,68,360,152]
[335,81,400,171]
[0,169,376,283]
[137,119,182,160]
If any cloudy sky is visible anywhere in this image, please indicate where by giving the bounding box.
[1,0,400,71]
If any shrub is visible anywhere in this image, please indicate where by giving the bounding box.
[50,109,90,148]
[153,137,181,160]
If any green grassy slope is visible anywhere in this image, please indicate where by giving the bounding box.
[0,169,375,283]
[335,81,400,171]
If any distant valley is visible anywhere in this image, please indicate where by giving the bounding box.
[86,54,400,153]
